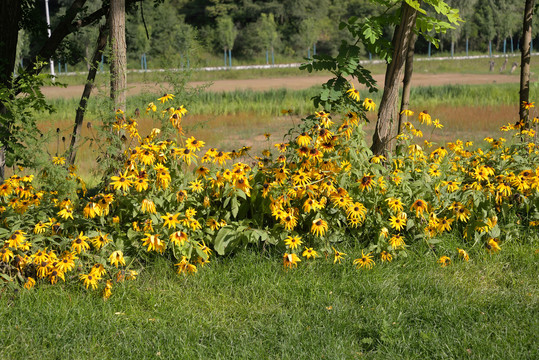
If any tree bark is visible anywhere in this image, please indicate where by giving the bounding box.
[519,0,535,127]
[398,31,417,136]
[371,1,418,155]
[110,0,127,113]
[13,0,135,96]
[68,20,109,165]
[0,0,21,88]
[0,0,22,181]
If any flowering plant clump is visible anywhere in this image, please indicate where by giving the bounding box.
[1,93,538,299]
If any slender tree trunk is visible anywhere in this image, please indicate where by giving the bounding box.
[398,31,417,136]
[0,0,22,181]
[68,21,109,165]
[520,0,535,127]
[371,2,418,155]
[109,0,127,113]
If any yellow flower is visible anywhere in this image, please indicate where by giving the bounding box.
[52,156,66,165]
[284,235,303,250]
[103,280,113,300]
[139,200,157,216]
[170,231,188,246]
[90,263,107,278]
[486,238,501,253]
[71,232,90,254]
[57,207,74,220]
[158,93,174,103]
[437,217,454,233]
[363,98,376,111]
[389,213,407,231]
[296,132,312,147]
[410,199,428,218]
[457,248,469,261]
[24,277,36,290]
[311,219,328,237]
[353,251,375,269]
[48,268,66,284]
[109,250,126,267]
[346,84,360,102]
[175,256,197,275]
[357,174,375,191]
[389,234,405,250]
[302,247,319,259]
[198,240,213,256]
[283,252,301,268]
[161,212,180,229]
[380,251,392,262]
[437,256,451,267]
[346,202,367,222]
[522,101,535,110]
[370,155,386,164]
[189,179,204,193]
[400,109,414,116]
[146,102,157,113]
[142,234,165,253]
[6,230,26,249]
[332,247,346,264]
[385,197,404,213]
[110,170,133,192]
[79,272,100,289]
[418,110,432,125]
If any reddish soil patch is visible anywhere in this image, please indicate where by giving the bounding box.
[41,73,519,99]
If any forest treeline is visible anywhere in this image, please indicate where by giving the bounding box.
[17,0,533,69]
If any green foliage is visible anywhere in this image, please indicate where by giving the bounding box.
[216,16,238,51]
[0,63,58,169]
[256,13,279,51]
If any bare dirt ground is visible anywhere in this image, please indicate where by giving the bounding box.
[41,73,520,99]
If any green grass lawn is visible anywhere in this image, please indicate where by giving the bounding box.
[1,241,537,359]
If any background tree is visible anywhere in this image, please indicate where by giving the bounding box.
[256,13,279,64]
[471,0,495,53]
[216,15,238,66]
[109,0,127,113]
[371,1,419,155]
[369,0,462,155]
[296,18,322,58]
[519,0,535,127]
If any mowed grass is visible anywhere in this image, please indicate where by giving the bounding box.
[1,241,537,359]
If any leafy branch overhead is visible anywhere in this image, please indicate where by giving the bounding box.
[300,0,462,115]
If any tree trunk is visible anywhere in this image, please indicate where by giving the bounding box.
[519,0,535,127]
[0,0,22,181]
[371,2,418,155]
[0,0,21,89]
[398,31,417,136]
[68,21,109,165]
[110,0,127,113]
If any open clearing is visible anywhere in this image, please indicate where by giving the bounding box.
[41,72,521,99]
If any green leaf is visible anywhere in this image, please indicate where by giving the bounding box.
[231,197,239,218]
[213,227,237,256]
[127,228,138,240]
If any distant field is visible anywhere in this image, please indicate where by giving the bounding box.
[48,55,539,86]
[28,55,539,181]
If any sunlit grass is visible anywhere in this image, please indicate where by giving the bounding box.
[1,241,537,359]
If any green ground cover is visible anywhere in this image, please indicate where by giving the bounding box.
[1,241,537,359]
